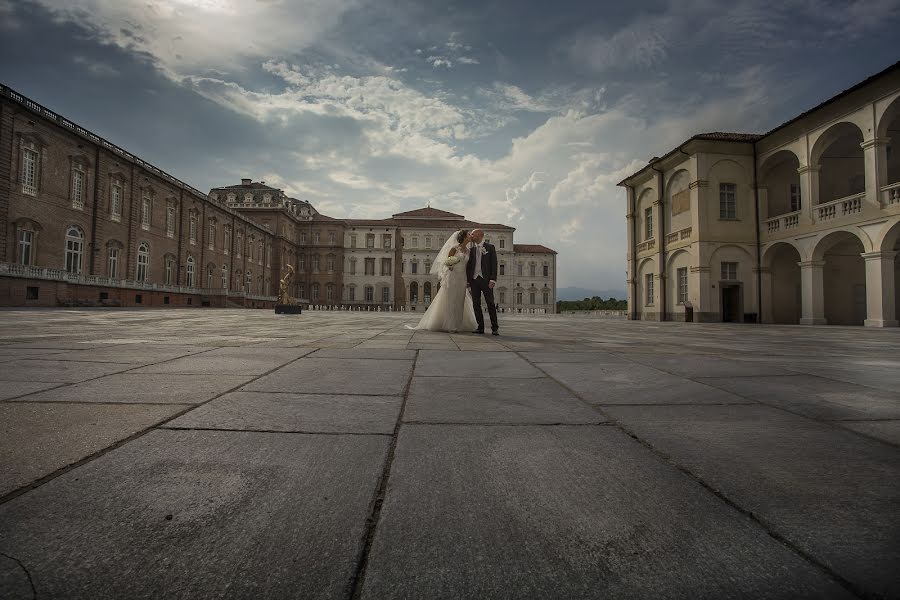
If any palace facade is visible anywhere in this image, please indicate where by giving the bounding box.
[620,61,900,327]
[0,84,557,311]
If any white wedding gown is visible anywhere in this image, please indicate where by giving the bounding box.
[410,244,478,332]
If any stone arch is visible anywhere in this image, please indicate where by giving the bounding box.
[636,256,657,315]
[636,187,655,242]
[813,230,868,325]
[759,150,801,218]
[877,93,900,187]
[810,122,866,204]
[707,159,751,224]
[762,241,802,324]
[665,248,692,319]
[708,244,756,322]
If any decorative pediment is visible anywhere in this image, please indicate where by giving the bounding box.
[12,217,43,231]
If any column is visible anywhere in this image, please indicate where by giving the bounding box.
[797,166,820,225]
[860,138,889,208]
[625,186,637,320]
[755,266,772,323]
[862,250,898,327]
[798,260,826,325]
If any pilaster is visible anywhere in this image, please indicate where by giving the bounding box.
[798,260,826,325]
[861,250,899,327]
[797,166,820,226]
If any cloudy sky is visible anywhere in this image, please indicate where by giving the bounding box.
[1,0,898,292]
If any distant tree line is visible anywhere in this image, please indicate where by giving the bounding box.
[557,296,627,312]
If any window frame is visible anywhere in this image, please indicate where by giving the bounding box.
[107,246,119,279]
[645,273,655,306]
[65,226,85,274]
[719,183,737,220]
[136,242,150,282]
[677,267,688,305]
[17,228,34,266]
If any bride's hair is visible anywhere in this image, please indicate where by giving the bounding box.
[456,229,469,244]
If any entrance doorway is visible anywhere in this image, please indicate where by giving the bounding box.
[721,285,741,322]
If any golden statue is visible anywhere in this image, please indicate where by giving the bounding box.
[277,264,295,305]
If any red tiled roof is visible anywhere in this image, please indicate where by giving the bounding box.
[392,207,465,219]
[513,244,557,254]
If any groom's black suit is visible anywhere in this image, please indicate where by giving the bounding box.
[467,242,499,333]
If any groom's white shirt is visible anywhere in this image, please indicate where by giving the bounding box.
[473,241,483,279]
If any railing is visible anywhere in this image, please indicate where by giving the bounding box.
[0,262,236,296]
[815,193,864,221]
[765,210,801,234]
[881,182,900,206]
[664,227,692,245]
[636,238,656,253]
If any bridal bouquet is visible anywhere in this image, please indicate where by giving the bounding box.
[444,255,461,270]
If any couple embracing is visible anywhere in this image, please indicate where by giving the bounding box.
[409,228,500,335]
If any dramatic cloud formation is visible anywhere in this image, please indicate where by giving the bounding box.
[3,0,899,292]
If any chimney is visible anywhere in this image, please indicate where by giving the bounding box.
[241,178,252,186]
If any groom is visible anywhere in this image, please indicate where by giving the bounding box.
[467,229,499,335]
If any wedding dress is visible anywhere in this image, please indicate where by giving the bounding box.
[409,231,478,332]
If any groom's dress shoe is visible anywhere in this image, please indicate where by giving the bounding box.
[472,330,485,334]
[492,330,499,336]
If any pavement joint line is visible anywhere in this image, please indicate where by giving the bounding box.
[157,426,393,436]
[0,551,36,599]
[346,348,418,600]
[3,400,197,407]
[231,390,404,398]
[0,350,311,508]
[401,421,612,427]
[0,383,68,403]
[519,350,867,599]
[0,345,224,402]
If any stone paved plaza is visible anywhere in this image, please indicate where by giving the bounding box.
[0,309,898,599]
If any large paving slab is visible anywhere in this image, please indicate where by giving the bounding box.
[0,380,63,401]
[130,347,313,375]
[243,357,414,395]
[404,376,604,424]
[538,361,751,405]
[520,350,631,364]
[310,348,417,360]
[166,391,402,434]
[361,425,851,599]
[697,373,900,420]
[0,429,389,599]
[11,373,256,404]
[839,420,900,446]
[0,359,131,383]
[415,350,544,378]
[624,352,796,377]
[602,404,900,600]
[37,344,209,364]
[0,402,188,497]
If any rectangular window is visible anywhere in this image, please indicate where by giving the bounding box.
[328,232,336,244]
[411,261,418,274]
[110,184,122,221]
[677,267,688,305]
[383,234,392,249]
[365,286,374,302]
[517,263,523,276]
[424,260,431,273]
[382,287,390,303]
[543,292,549,305]
[516,292,523,304]
[401,261,405,273]
[166,206,175,237]
[299,232,307,244]
[107,248,118,278]
[165,258,174,285]
[365,258,376,275]
[298,255,305,271]
[790,183,801,212]
[349,286,356,302]
[381,258,392,276]
[314,232,320,244]
[529,292,536,305]
[141,195,151,230]
[411,237,418,248]
[499,291,506,304]
[326,286,334,302]
[645,273,654,305]
[350,234,357,248]
[326,256,334,273]
[719,183,737,219]
[499,263,505,276]
[298,284,305,298]
[224,227,231,254]
[26,286,39,300]
[22,148,38,195]
[529,264,536,277]
[17,230,33,265]
[425,236,432,249]
[72,168,85,209]
[312,254,319,272]
[208,222,215,250]
[499,239,505,249]
[721,261,738,281]
[543,265,549,277]
[349,259,356,275]
[189,214,197,244]
[366,234,375,248]
[645,207,653,239]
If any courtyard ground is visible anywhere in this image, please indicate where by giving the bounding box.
[0,309,898,599]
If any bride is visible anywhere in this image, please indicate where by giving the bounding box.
[408,229,479,332]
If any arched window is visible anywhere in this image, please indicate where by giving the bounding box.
[186,256,195,287]
[222,264,228,289]
[424,282,432,303]
[410,281,419,302]
[65,226,84,274]
[164,255,175,285]
[136,242,149,282]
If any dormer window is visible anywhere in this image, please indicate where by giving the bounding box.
[244,193,253,203]
[263,193,272,203]
[227,193,236,203]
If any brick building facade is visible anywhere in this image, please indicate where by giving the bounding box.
[1,84,557,311]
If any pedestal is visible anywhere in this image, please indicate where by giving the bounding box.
[275,304,303,314]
